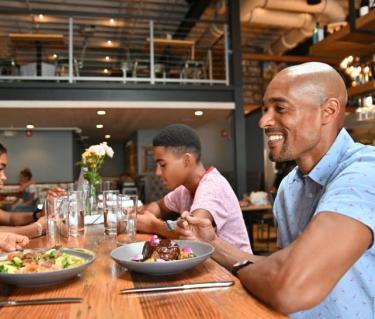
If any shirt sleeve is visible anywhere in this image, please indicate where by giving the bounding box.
[315,162,375,243]
[163,186,183,213]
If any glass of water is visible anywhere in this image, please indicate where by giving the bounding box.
[117,194,138,245]
[67,191,85,237]
[103,190,119,235]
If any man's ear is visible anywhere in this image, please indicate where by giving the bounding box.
[183,153,194,167]
[321,98,340,125]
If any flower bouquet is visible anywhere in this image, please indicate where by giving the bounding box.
[77,142,114,214]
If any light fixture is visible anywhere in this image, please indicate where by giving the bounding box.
[38,14,44,20]
[104,68,109,74]
[104,134,111,139]
[194,110,204,116]
[97,110,106,115]
[107,40,112,46]
[26,124,34,129]
[105,56,110,61]
[96,124,104,129]
[52,53,58,59]
[110,18,115,24]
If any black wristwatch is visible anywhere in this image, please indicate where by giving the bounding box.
[32,209,42,221]
[231,260,253,277]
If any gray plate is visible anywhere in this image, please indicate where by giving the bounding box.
[0,248,96,287]
[111,240,214,275]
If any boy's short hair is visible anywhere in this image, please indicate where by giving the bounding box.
[0,143,7,155]
[153,124,201,160]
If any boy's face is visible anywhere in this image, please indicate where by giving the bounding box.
[0,153,8,190]
[153,146,188,191]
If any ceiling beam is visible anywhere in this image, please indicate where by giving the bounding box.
[174,0,211,39]
[242,53,339,65]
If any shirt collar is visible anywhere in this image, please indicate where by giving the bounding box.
[307,128,354,186]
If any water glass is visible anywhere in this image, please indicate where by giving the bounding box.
[45,197,61,246]
[116,194,138,245]
[68,191,85,237]
[103,190,119,235]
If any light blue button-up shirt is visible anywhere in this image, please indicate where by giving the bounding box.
[274,128,375,319]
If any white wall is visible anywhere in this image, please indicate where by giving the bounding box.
[196,118,234,172]
[0,131,74,183]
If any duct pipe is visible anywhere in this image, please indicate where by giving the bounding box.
[240,0,345,23]
[248,8,316,29]
[269,26,315,54]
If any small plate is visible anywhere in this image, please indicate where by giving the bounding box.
[111,240,214,275]
[0,248,96,287]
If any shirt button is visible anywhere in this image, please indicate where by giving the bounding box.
[308,193,313,198]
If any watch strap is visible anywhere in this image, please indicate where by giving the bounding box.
[231,260,253,277]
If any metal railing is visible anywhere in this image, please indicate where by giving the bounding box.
[0,15,229,86]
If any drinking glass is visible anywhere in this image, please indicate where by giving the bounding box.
[45,195,69,245]
[67,191,85,237]
[45,197,61,246]
[116,194,138,245]
[103,190,119,235]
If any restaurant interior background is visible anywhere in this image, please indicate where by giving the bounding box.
[0,0,373,235]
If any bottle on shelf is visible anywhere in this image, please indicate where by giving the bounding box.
[312,23,324,44]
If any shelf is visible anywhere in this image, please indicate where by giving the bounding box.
[310,10,375,62]
[348,80,375,97]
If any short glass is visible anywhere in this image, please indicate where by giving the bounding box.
[103,190,119,235]
[116,194,138,245]
[67,191,85,237]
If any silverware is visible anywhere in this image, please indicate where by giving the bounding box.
[0,297,82,307]
[120,280,234,294]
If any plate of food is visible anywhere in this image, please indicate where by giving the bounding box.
[111,235,214,275]
[0,247,96,286]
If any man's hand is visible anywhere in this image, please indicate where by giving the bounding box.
[47,187,66,198]
[0,232,29,252]
[175,211,218,243]
[137,209,160,233]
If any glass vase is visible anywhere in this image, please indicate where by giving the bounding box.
[86,183,98,215]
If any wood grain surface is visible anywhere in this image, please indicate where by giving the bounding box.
[0,225,286,319]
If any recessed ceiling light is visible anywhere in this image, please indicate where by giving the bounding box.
[107,40,112,46]
[194,110,204,116]
[96,124,104,129]
[105,56,110,61]
[97,110,106,115]
[104,134,111,139]
[26,124,34,129]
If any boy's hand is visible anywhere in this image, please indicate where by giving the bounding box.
[176,211,217,243]
[137,209,159,233]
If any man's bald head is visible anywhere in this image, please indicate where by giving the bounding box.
[275,62,348,129]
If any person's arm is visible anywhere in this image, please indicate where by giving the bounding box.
[139,199,170,218]
[0,216,46,239]
[0,232,29,252]
[178,211,372,314]
[0,209,37,226]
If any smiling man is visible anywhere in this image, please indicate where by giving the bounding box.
[0,143,46,238]
[177,62,375,318]
[136,124,252,253]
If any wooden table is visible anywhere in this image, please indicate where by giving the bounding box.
[0,225,285,319]
[241,205,273,250]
